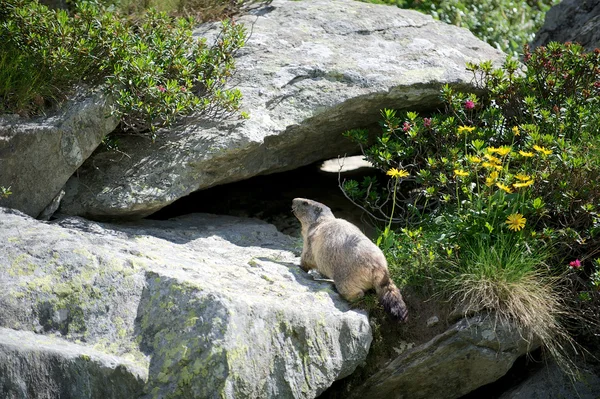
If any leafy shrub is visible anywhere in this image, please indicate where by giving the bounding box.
[102,11,245,133]
[111,0,249,22]
[343,42,600,360]
[0,0,245,135]
[360,0,559,56]
[346,42,600,258]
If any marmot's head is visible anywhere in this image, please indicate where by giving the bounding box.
[292,198,334,225]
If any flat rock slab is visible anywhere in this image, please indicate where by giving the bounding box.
[350,315,536,399]
[0,327,147,399]
[59,0,506,220]
[0,92,117,218]
[0,208,371,398]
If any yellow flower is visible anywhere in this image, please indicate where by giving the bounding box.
[484,153,501,164]
[386,168,409,179]
[485,171,499,187]
[513,179,534,188]
[482,162,503,171]
[519,150,535,157]
[533,145,552,155]
[514,173,532,181]
[454,169,469,177]
[467,155,482,164]
[457,126,476,134]
[506,213,526,231]
[512,126,520,136]
[496,182,513,193]
[495,146,512,157]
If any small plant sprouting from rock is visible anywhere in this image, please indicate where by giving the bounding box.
[0,186,12,198]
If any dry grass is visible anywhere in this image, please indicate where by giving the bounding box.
[444,235,581,374]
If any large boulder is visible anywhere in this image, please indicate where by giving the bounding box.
[59,0,506,220]
[349,315,536,399]
[0,91,118,218]
[531,0,600,51]
[0,208,371,398]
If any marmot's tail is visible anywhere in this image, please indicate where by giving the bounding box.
[374,269,408,322]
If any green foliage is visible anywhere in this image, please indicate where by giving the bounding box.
[359,0,559,57]
[0,0,246,136]
[343,43,600,351]
[104,13,245,134]
[347,43,600,259]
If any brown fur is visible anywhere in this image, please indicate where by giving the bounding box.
[292,198,408,322]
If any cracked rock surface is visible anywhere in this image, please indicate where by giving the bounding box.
[59,0,505,220]
[0,207,371,398]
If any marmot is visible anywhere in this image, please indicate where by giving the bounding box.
[292,198,408,322]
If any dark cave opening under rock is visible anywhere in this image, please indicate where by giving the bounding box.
[148,156,384,238]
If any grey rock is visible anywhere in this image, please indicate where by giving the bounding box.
[426,315,439,327]
[0,327,147,399]
[351,315,536,399]
[0,91,118,218]
[532,0,600,51]
[499,360,600,399]
[59,0,506,220]
[0,208,371,398]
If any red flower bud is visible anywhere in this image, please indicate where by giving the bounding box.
[569,259,582,269]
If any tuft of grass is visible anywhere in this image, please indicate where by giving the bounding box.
[443,234,578,372]
[0,45,56,115]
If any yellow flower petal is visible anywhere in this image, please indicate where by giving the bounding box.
[457,125,476,134]
[484,154,501,164]
[506,213,526,231]
[454,169,469,177]
[467,155,482,163]
[485,171,499,187]
[386,168,410,179]
[482,162,503,171]
[533,145,552,155]
[513,179,534,188]
[496,182,513,193]
[515,173,532,181]
[512,126,520,136]
[519,150,535,157]
[495,146,512,156]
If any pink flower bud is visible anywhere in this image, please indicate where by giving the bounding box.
[464,100,475,110]
[569,259,582,269]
